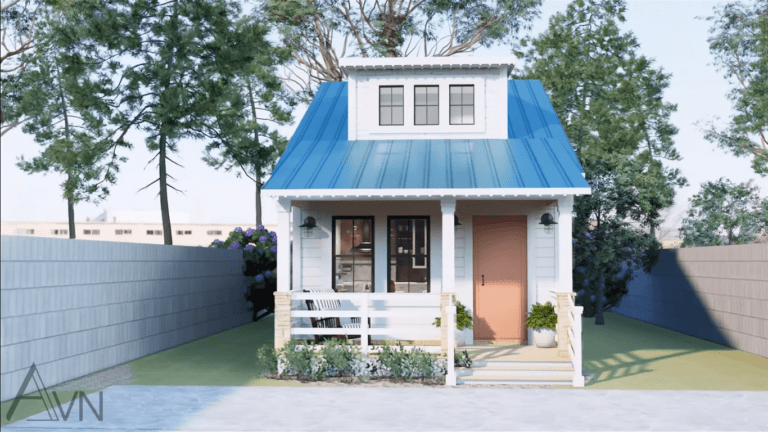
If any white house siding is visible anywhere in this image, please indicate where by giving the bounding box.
[290,199,561,344]
[348,68,508,141]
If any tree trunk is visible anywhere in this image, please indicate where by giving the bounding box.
[159,132,173,245]
[595,271,605,325]
[67,195,76,239]
[256,177,262,227]
[246,76,263,228]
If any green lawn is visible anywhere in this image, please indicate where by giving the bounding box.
[579,311,768,390]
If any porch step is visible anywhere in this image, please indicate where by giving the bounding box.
[455,360,575,386]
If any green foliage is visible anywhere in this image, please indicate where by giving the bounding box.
[376,343,434,380]
[319,338,362,377]
[680,178,768,246]
[256,344,278,373]
[455,350,473,368]
[526,302,558,330]
[697,0,768,176]
[514,0,678,322]
[209,226,277,283]
[279,339,324,379]
[433,300,473,330]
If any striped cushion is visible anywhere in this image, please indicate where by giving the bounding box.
[305,288,359,328]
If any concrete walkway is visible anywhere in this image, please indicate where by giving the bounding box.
[5,385,768,431]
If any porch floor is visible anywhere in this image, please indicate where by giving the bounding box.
[460,344,571,363]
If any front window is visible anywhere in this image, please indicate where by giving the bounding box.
[333,217,374,293]
[379,86,404,126]
[388,217,430,293]
[414,85,439,125]
[449,85,474,125]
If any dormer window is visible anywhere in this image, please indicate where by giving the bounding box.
[379,86,404,126]
[450,85,474,125]
[414,85,439,125]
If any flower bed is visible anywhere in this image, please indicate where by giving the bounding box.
[257,339,471,385]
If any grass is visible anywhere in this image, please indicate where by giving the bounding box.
[578,311,768,390]
[4,310,768,425]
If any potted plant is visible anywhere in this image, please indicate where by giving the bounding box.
[526,302,558,348]
[433,301,473,347]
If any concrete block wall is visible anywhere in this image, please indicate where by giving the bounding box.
[612,243,768,359]
[0,235,251,402]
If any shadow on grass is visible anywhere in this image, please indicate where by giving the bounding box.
[581,312,768,390]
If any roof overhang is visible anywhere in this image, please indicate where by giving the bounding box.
[263,187,592,201]
[339,56,516,72]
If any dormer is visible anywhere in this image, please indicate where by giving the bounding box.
[340,57,515,141]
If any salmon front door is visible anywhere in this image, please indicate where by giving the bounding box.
[473,216,527,343]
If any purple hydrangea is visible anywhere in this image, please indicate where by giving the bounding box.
[234,227,243,233]
[585,232,592,239]
[576,266,586,274]
[256,249,264,256]
[259,235,268,242]
[572,239,577,244]
[244,244,255,251]
[577,289,585,297]
[264,270,272,278]
[269,231,276,237]
[228,241,241,249]
[255,274,265,282]
[213,239,223,244]
[245,228,255,237]
[271,235,277,241]
[270,245,277,253]
[257,224,265,230]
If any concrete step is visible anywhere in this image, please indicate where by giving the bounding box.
[467,361,573,369]
[456,368,573,378]
[457,376,573,386]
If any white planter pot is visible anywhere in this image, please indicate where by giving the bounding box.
[455,329,466,347]
[533,328,557,348]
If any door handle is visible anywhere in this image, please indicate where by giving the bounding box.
[482,275,484,286]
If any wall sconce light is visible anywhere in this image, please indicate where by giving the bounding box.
[454,214,461,226]
[539,212,557,234]
[299,216,316,238]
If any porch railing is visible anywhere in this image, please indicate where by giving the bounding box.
[552,291,585,387]
[287,291,456,385]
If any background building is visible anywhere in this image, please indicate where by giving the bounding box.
[0,209,276,247]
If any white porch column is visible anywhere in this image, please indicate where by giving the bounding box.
[292,206,302,292]
[557,196,574,292]
[441,199,456,295]
[277,198,292,292]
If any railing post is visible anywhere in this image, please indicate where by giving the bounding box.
[573,305,585,387]
[361,293,369,356]
[446,300,457,386]
[274,291,292,350]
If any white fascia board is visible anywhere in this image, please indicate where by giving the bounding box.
[339,56,516,70]
[262,187,592,200]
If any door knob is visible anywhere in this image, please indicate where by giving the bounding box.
[482,275,484,286]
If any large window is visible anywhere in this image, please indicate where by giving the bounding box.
[379,86,404,126]
[388,216,430,293]
[414,86,439,125]
[449,85,474,125]
[332,217,374,293]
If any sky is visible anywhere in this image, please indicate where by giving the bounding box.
[1,0,766,238]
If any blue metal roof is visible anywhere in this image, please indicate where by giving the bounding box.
[264,80,589,191]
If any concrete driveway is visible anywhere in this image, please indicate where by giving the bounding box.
[4,385,768,431]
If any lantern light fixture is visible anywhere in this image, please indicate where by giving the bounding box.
[299,216,317,238]
[539,212,558,234]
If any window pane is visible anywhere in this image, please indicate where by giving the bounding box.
[392,106,404,125]
[415,106,426,124]
[463,106,474,124]
[353,261,372,292]
[427,106,438,125]
[389,218,429,293]
[427,87,438,105]
[380,87,391,106]
[392,87,403,105]
[380,107,391,125]
[335,219,354,255]
[415,87,426,105]
[450,86,461,105]
[450,106,462,124]
[463,86,474,105]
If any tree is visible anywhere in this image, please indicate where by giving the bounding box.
[513,0,681,324]
[1,0,41,135]
[57,0,273,245]
[200,15,295,228]
[696,0,768,176]
[680,178,768,246]
[10,3,130,238]
[263,0,544,101]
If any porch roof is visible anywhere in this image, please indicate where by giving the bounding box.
[263,81,591,197]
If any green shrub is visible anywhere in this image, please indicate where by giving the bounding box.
[526,302,558,330]
[455,349,472,368]
[319,338,362,377]
[433,300,473,330]
[280,339,324,379]
[256,345,278,373]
